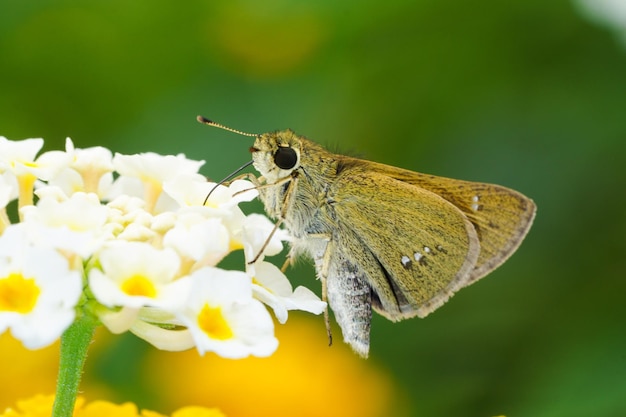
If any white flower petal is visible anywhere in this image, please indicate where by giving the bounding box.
[130,321,195,351]
[0,137,44,176]
[98,307,140,334]
[89,242,183,309]
[175,267,278,358]
[239,214,287,263]
[113,152,204,184]
[161,174,216,207]
[252,261,326,324]
[289,286,327,314]
[20,192,109,257]
[163,215,230,264]
[33,149,73,181]
[0,238,82,349]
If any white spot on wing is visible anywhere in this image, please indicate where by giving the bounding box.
[471,195,481,211]
[401,255,411,268]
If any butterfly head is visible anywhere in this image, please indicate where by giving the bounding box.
[250,129,303,183]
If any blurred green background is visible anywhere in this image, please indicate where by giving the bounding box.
[1,0,625,416]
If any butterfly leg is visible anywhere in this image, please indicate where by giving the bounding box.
[247,217,284,265]
[280,255,292,273]
[247,175,296,264]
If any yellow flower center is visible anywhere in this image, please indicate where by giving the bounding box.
[0,272,41,313]
[197,304,233,340]
[228,239,244,251]
[120,274,157,298]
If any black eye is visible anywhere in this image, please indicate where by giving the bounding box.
[273,147,298,170]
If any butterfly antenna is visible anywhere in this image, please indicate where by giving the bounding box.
[197,115,258,137]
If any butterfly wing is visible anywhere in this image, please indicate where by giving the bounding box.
[328,166,481,319]
[365,161,537,285]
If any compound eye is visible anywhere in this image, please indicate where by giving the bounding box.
[273,146,298,169]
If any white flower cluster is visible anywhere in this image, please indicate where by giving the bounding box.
[0,136,325,358]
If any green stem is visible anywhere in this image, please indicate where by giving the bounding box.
[51,313,98,417]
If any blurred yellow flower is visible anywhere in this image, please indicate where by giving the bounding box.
[1,300,401,417]
[0,334,58,409]
[143,316,399,417]
[205,2,327,78]
[0,395,225,417]
[0,329,116,411]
